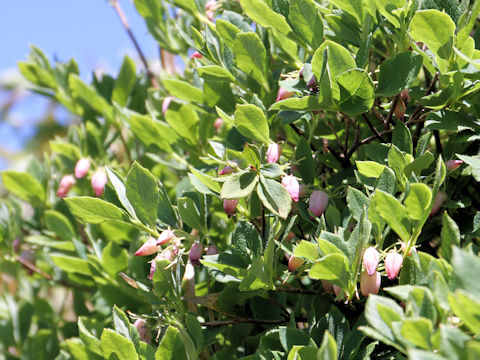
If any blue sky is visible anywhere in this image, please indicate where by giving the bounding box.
[0,0,158,170]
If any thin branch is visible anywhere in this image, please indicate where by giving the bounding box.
[433,130,443,154]
[111,0,159,88]
[361,114,385,142]
[275,288,316,295]
[410,71,439,122]
[371,106,387,129]
[344,117,350,152]
[327,121,345,151]
[201,316,309,327]
[289,123,317,152]
[15,256,92,292]
[385,94,400,128]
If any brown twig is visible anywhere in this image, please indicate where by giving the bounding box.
[362,114,385,142]
[289,123,317,152]
[275,287,316,295]
[385,94,400,128]
[201,316,309,327]
[410,72,439,122]
[111,0,159,88]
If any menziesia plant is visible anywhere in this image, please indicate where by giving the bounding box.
[1,0,480,358]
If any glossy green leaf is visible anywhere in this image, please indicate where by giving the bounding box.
[288,0,323,49]
[440,212,460,262]
[65,197,128,224]
[233,32,268,90]
[400,318,433,350]
[336,69,375,115]
[392,121,413,155]
[356,161,386,178]
[376,52,423,97]
[101,329,138,360]
[220,172,258,199]
[239,0,292,36]
[373,190,411,242]
[404,183,432,221]
[234,104,270,144]
[112,55,136,107]
[1,171,45,204]
[257,176,292,219]
[309,253,350,288]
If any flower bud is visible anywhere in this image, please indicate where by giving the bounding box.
[363,247,380,276]
[394,98,406,120]
[288,256,304,272]
[190,51,202,59]
[219,166,234,175]
[385,251,403,280]
[57,174,76,198]
[360,271,381,297]
[281,176,300,202]
[214,118,223,132]
[275,87,293,102]
[74,158,91,179]
[307,76,318,91]
[91,170,108,197]
[400,242,416,255]
[267,143,282,163]
[205,244,218,255]
[321,280,334,294]
[162,96,173,116]
[446,160,463,171]
[223,199,238,217]
[135,238,159,256]
[189,241,203,265]
[430,191,447,217]
[134,319,151,344]
[309,190,328,217]
[157,230,175,245]
[401,89,410,104]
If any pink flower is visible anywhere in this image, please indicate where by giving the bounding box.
[363,247,380,276]
[267,143,282,163]
[430,191,447,217]
[74,158,90,179]
[214,118,223,132]
[205,244,218,255]
[385,251,403,280]
[56,174,76,198]
[219,166,234,175]
[333,285,341,297]
[360,271,381,297]
[157,230,175,245]
[134,319,151,344]
[189,241,203,265]
[309,190,329,217]
[288,256,304,272]
[91,170,108,197]
[321,280,334,294]
[190,51,202,59]
[275,87,293,102]
[135,238,159,256]
[223,199,238,217]
[282,176,300,202]
[446,160,463,171]
[162,96,173,116]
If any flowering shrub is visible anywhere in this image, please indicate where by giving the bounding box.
[1,0,480,358]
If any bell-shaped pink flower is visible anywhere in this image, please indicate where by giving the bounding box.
[309,190,328,217]
[446,160,463,171]
[282,176,300,202]
[360,271,381,297]
[321,280,334,294]
[134,319,151,344]
[288,256,304,272]
[214,118,223,132]
[190,51,202,59]
[219,166,234,175]
[74,158,90,179]
[275,87,293,102]
[223,199,238,217]
[385,251,403,280]
[189,241,203,265]
[91,170,108,197]
[267,143,282,163]
[57,174,76,198]
[157,230,175,245]
[135,238,159,256]
[430,191,447,217]
[162,96,173,116]
[205,244,218,255]
[363,247,380,276]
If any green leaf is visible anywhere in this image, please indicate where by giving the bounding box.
[101,329,138,360]
[177,196,206,232]
[364,295,405,343]
[1,171,45,204]
[112,55,136,107]
[404,152,434,177]
[309,253,351,289]
[269,95,336,112]
[392,121,413,155]
[163,79,203,103]
[456,154,480,182]
[448,290,480,334]
[69,74,113,121]
[373,190,411,242]
[220,172,258,199]
[127,113,175,152]
[400,318,433,350]
[317,331,337,360]
[336,69,375,116]
[451,247,480,298]
[234,104,270,144]
[197,65,235,82]
[126,162,159,227]
[44,210,75,239]
[410,10,455,61]
[65,197,128,224]
[233,32,268,90]
[404,183,432,222]
[165,103,198,145]
[105,166,136,218]
[356,161,386,178]
[102,242,128,277]
[155,326,187,360]
[24,236,75,251]
[50,254,92,276]
[239,0,293,37]
[329,0,364,23]
[440,212,460,262]
[295,137,315,184]
[376,52,423,97]
[288,0,323,49]
[112,305,139,346]
[232,221,263,262]
[294,240,319,262]
[388,145,408,186]
[257,176,292,219]
[347,187,370,222]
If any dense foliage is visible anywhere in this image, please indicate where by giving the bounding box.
[1,0,480,359]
